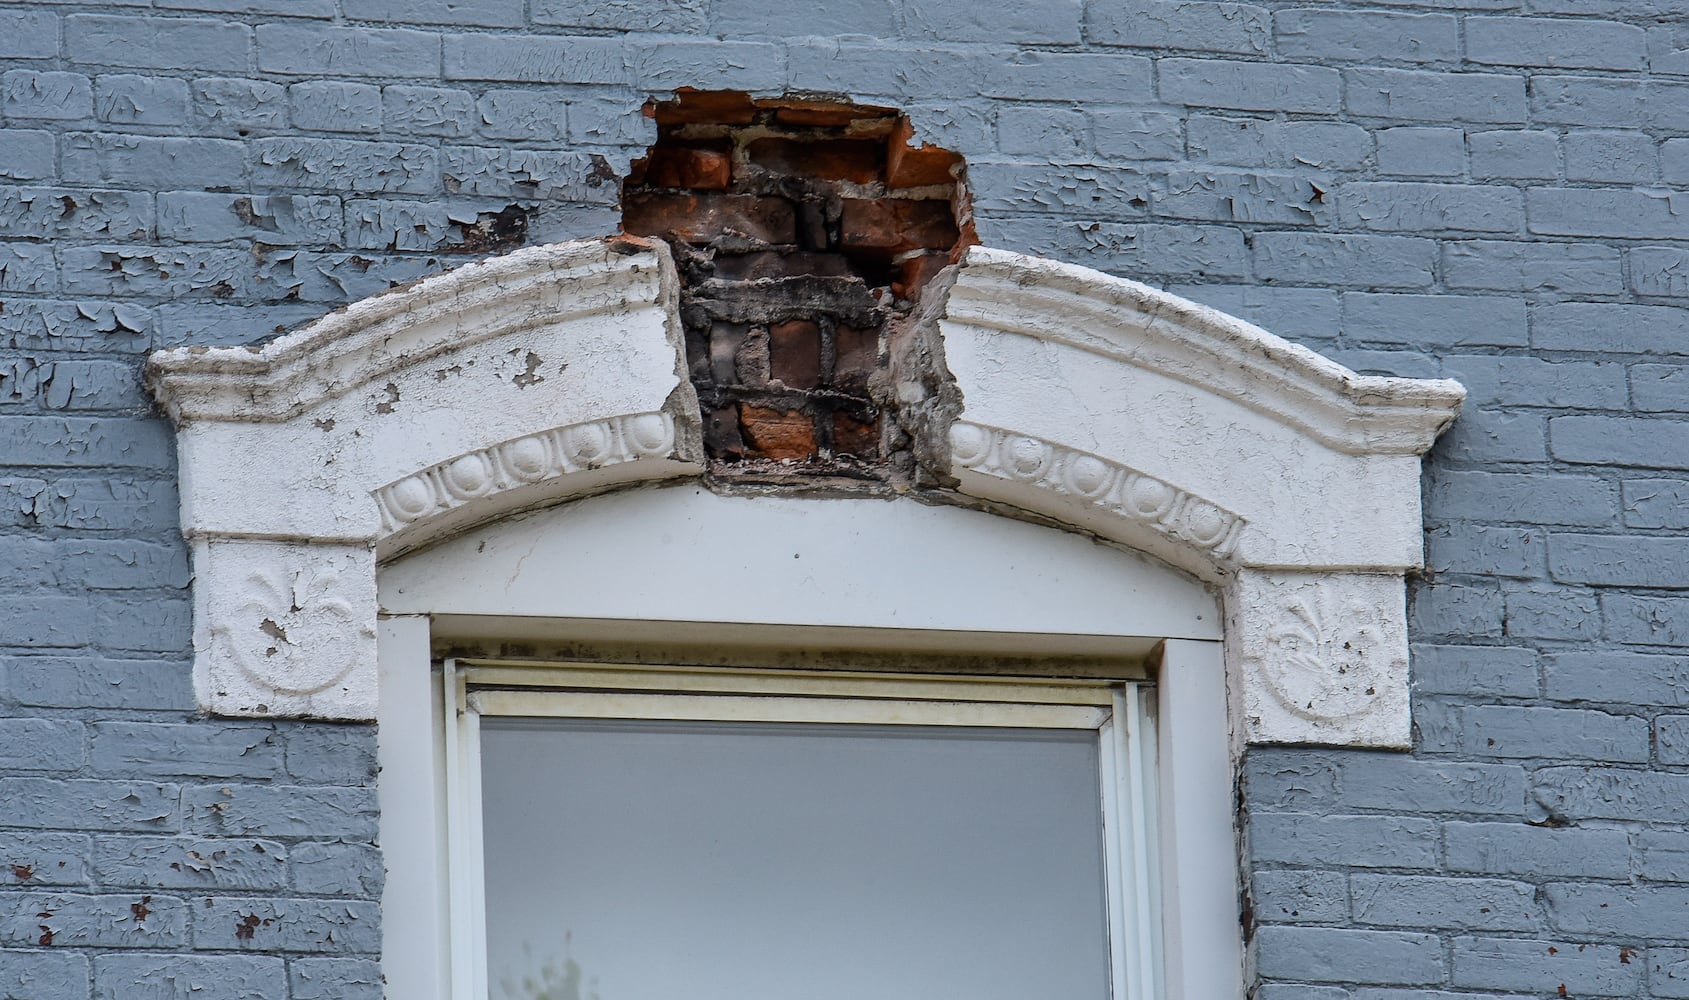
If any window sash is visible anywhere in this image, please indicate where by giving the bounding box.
[442,658,1163,1000]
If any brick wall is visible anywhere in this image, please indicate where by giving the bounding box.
[2,1,1687,997]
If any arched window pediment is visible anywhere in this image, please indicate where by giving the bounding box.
[147,238,1463,748]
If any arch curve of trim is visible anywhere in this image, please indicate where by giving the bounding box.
[148,239,1462,746]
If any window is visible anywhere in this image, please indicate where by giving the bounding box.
[442,659,1163,1000]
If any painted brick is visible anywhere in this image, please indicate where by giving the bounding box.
[1430,410,1545,462]
[1351,874,1537,932]
[1530,188,1689,241]
[1564,131,1657,184]
[1640,829,1689,882]
[93,593,190,653]
[158,192,341,245]
[0,130,56,182]
[93,836,287,892]
[0,302,153,353]
[252,249,443,303]
[1345,68,1525,124]
[1338,181,1520,234]
[290,841,382,897]
[0,778,178,833]
[58,537,186,586]
[0,477,178,534]
[0,10,58,60]
[1159,169,1330,226]
[1536,302,1689,354]
[1604,594,1689,648]
[1254,233,1436,288]
[1467,129,1558,181]
[65,15,249,73]
[257,24,440,78]
[1159,59,1340,114]
[1375,127,1464,177]
[0,720,85,773]
[1441,705,1648,763]
[194,896,380,954]
[0,187,151,241]
[1345,293,1530,351]
[1444,241,1620,295]
[344,0,522,27]
[1624,479,1689,529]
[4,657,190,712]
[192,77,288,132]
[1445,821,1630,879]
[979,218,1249,280]
[1545,883,1689,940]
[1325,346,1439,379]
[290,957,383,1000]
[1089,2,1268,56]
[443,33,627,84]
[154,302,325,348]
[94,953,286,1000]
[475,90,570,142]
[532,0,704,32]
[566,95,652,147]
[1429,470,1616,528]
[1253,926,1446,986]
[1550,534,1689,588]
[289,81,382,134]
[1468,17,1646,71]
[1275,10,1458,64]
[94,75,190,127]
[715,0,894,36]
[1427,524,1543,579]
[1253,869,1350,923]
[1242,752,1338,811]
[1452,936,1642,995]
[3,71,93,121]
[1442,356,1626,410]
[1409,583,1505,639]
[440,146,616,202]
[967,162,1149,219]
[1331,755,1524,815]
[1533,766,1689,824]
[64,133,245,189]
[345,199,449,251]
[628,39,785,93]
[1411,644,1539,699]
[1532,76,1689,131]
[382,85,474,138]
[161,0,335,14]
[0,832,90,886]
[1552,415,1689,469]
[277,725,377,786]
[1090,109,1184,161]
[1545,651,1689,707]
[60,246,252,299]
[786,42,993,100]
[1660,715,1689,765]
[1187,116,1370,170]
[92,723,281,780]
[1654,948,1689,1000]
[1632,364,1689,412]
[0,951,88,1000]
[996,106,1087,161]
[253,138,437,194]
[1172,284,1340,342]
[905,0,1080,44]
[1654,24,1689,77]
[1503,586,1603,642]
[184,785,377,839]
[1249,813,1440,869]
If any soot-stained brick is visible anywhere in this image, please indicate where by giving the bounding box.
[622,90,973,479]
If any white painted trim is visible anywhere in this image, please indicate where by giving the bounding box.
[149,237,1462,742]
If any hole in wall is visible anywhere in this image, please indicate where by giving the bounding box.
[621,89,976,480]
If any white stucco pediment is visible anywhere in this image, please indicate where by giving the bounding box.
[148,238,1462,746]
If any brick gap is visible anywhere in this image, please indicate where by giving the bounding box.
[620,89,977,483]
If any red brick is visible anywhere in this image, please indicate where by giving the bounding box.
[832,411,880,457]
[740,404,817,460]
[623,192,797,245]
[747,138,883,185]
[642,144,731,190]
[894,251,951,301]
[769,320,823,389]
[712,251,854,281]
[838,199,960,255]
[832,325,879,394]
[649,89,757,125]
[762,97,896,127]
[887,117,962,189]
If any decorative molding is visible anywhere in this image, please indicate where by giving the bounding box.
[375,411,680,537]
[948,421,1246,560]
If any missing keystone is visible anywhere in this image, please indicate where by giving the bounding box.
[621,90,976,480]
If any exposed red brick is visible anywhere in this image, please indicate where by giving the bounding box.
[712,251,855,281]
[832,411,881,457]
[838,199,960,255]
[623,192,797,245]
[769,320,823,389]
[746,138,883,185]
[894,252,951,301]
[648,89,757,125]
[762,97,897,127]
[706,405,745,457]
[642,144,732,190]
[887,117,962,189]
[832,326,879,394]
[740,404,817,460]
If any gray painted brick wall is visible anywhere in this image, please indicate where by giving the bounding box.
[1,1,1685,997]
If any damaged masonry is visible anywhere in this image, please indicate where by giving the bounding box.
[621,90,976,484]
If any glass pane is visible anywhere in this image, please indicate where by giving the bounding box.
[480,717,1110,1000]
